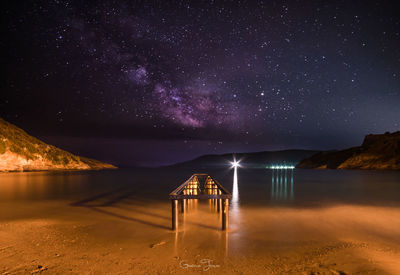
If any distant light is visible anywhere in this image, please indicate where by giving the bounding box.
[231,156,241,168]
[231,160,240,168]
[268,165,295,169]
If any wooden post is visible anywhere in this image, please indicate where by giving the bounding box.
[222,198,229,230]
[171,199,178,230]
[217,198,221,212]
[181,199,186,213]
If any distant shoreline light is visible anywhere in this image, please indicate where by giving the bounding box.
[231,160,240,168]
[268,165,295,169]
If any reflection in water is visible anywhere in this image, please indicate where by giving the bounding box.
[174,228,229,258]
[231,166,241,223]
[228,166,241,255]
[222,230,229,257]
[174,198,228,257]
[232,166,239,210]
[271,169,294,201]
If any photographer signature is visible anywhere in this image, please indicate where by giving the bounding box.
[180,259,220,271]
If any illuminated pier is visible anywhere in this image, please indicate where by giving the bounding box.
[169,174,232,231]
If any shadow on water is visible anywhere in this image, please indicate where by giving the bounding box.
[70,186,172,230]
[70,187,129,207]
[70,186,218,230]
[87,206,171,230]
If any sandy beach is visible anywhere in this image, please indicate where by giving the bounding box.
[3,0,400,273]
[1,196,400,274]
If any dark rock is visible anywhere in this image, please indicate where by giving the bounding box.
[297,131,400,170]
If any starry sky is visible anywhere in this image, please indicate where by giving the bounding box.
[1,0,400,166]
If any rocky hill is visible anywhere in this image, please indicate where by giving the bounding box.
[169,149,318,169]
[0,117,116,172]
[297,131,400,170]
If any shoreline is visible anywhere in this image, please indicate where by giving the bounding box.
[0,166,117,173]
[1,199,399,274]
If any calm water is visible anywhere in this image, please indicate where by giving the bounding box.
[1,167,400,208]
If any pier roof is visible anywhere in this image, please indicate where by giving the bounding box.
[169,173,232,200]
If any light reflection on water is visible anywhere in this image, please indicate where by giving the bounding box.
[2,167,400,257]
[231,166,239,211]
[1,168,400,207]
[229,166,241,253]
[230,166,242,229]
[271,169,294,201]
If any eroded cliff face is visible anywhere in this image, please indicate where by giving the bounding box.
[297,132,400,170]
[0,118,116,172]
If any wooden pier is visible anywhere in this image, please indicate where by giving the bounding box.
[169,173,232,231]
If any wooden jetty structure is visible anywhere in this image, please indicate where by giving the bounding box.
[169,173,232,231]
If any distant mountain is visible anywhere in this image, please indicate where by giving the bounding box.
[169,149,318,169]
[0,117,116,172]
[297,131,400,170]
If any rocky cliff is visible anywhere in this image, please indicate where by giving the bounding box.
[0,118,116,172]
[297,131,400,170]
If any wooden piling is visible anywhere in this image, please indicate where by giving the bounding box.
[172,199,178,230]
[217,198,221,212]
[181,199,186,213]
[222,198,229,230]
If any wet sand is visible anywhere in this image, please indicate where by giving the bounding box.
[1,197,400,274]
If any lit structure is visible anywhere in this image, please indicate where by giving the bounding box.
[169,173,232,231]
[268,165,295,169]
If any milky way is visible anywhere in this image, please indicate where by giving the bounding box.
[65,6,244,130]
[2,1,400,165]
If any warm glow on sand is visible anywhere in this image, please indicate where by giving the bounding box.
[1,200,400,274]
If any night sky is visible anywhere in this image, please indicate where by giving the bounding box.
[1,1,400,166]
